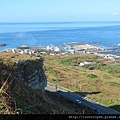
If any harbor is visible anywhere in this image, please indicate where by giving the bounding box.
[1,42,120,63]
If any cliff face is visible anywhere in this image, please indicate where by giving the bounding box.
[0,53,47,113]
[0,53,47,96]
[15,58,47,95]
[0,53,97,114]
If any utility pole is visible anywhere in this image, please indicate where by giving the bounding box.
[55,84,57,92]
[79,84,82,92]
[75,79,77,91]
[73,79,77,91]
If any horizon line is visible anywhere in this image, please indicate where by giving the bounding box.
[0,20,120,24]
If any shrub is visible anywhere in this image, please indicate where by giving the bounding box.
[88,66,95,70]
[109,82,120,87]
[86,74,97,79]
[58,58,73,66]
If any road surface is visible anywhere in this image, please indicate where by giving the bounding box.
[45,84,120,114]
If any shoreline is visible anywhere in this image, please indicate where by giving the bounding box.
[69,42,120,57]
[1,42,120,59]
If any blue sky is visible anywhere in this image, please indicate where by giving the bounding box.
[0,0,120,22]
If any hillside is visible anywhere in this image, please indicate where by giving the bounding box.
[0,52,96,114]
[41,53,120,112]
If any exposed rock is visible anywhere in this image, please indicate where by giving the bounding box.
[14,57,47,97]
[0,54,47,97]
[0,43,6,46]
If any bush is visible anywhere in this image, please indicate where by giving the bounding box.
[88,66,95,70]
[86,74,97,79]
[109,82,120,87]
[58,58,73,66]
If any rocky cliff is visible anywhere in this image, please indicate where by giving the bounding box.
[0,53,47,96]
[0,53,47,113]
[0,52,96,114]
[15,58,47,96]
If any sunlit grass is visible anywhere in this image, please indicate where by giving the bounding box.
[0,52,97,114]
[42,53,120,111]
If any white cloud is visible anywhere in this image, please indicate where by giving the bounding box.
[112,12,119,16]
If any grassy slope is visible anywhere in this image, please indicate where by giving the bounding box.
[42,53,120,112]
[0,52,96,114]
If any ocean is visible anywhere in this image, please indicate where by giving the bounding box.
[0,21,120,56]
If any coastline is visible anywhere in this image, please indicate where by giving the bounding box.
[2,41,119,56]
[0,22,120,57]
[1,42,120,61]
[69,42,120,58]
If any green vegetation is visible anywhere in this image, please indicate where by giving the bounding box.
[0,52,96,114]
[58,54,120,78]
[86,74,97,79]
[42,53,120,112]
[58,58,74,66]
[93,64,120,77]
[109,82,120,87]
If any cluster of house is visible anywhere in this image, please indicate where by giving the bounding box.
[3,45,38,56]
[2,43,120,60]
[2,44,75,56]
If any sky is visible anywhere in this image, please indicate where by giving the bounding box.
[0,0,120,22]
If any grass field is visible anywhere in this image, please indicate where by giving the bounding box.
[0,52,96,114]
[41,53,120,112]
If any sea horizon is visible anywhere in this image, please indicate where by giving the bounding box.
[1,20,120,23]
[0,21,120,56]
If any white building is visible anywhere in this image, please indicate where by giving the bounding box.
[79,61,93,67]
[65,48,75,54]
[54,46,60,52]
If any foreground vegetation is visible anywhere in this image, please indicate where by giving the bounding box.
[0,52,96,114]
[42,53,120,112]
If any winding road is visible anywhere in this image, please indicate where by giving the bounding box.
[45,83,120,114]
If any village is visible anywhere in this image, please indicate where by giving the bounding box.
[1,42,120,63]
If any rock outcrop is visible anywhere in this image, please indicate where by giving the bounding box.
[14,57,47,96]
[0,53,47,97]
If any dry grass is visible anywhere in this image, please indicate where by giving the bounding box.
[42,53,120,111]
[0,52,96,114]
